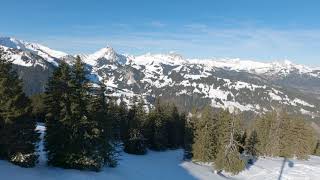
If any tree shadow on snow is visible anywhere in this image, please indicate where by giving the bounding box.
[245,156,258,170]
[278,157,294,180]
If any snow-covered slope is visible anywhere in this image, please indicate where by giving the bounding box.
[189,58,318,76]
[0,124,319,180]
[0,37,67,66]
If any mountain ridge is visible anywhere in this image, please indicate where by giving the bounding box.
[1,37,320,121]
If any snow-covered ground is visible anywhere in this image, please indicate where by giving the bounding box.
[0,124,319,180]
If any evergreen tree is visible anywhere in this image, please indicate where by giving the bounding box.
[124,97,147,155]
[290,117,314,160]
[254,111,278,157]
[89,82,117,167]
[45,61,73,167]
[148,98,168,151]
[254,110,316,159]
[183,111,194,160]
[192,106,218,162]
[277,110,293,158]
[45,57,107,171]
[167,104,184,149]
[238,131,247,154]
[66,56,105,170]
[214,111,246,175]
[245,130,259,161]
[107,97,120,140]
[0,47,39,167]
[118,99,128,142]
[30,93,46,122]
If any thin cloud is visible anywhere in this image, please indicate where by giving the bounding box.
[25,26,320,65]
[150,21,166,28]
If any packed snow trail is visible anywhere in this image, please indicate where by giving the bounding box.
[0,124,320,180]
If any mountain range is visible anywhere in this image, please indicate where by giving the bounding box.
[1,37,320,122]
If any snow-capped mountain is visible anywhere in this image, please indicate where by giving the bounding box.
[0,37,67,66]
[1,37,320,120]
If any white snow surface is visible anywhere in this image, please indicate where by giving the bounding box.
[0,124,319,180]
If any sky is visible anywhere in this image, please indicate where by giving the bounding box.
[1,0,320,65]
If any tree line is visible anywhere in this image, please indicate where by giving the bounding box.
[187,106,320,174]
[1,47,320,175]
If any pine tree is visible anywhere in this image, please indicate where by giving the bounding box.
[89,82,117,167]
[245,130,259,161]
[214,111,246,175]
[290,117,314,160]
[44,61,73,167]
[183,111,194,160]
[148,98,168,151]
[238,131,247,154]
[66,56,105,170]
[278,110,293,158]
[124,97,147,155]
[192,106,218,162]
[45,57,107,171]
[106,97,120,140]
[118,99,129,142]
[0,47,39,167]
[166,104,184,149]
[30,93,46,122]
[254,111,278,156]
[254,109,316,159]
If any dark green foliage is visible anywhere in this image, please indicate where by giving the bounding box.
[0,47,39,167]
[124,129,147,155]
[89,82,117,167]
[183,111,194,160]
[167,104,185,149]
[238,131,247,154]
[123,97,147,155]
[45,57,117,171]
[30,93,46,122]
[118,99,129,141]
[138,98,186,152]
[147,98,169,151]
[44,61,73,168]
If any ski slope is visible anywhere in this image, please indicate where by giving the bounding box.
[0,124,319,180]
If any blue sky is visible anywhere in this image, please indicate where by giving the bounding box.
[1,0,320,65]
